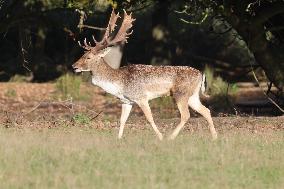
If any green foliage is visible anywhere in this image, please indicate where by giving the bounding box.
[154,96,175,108]
[151,96,176,118]
[66,0,116,12]
[205,65,238,97]
[204,65,238,110]
[55,73,83,100]
[23,0,65,9]
[4,88,17,98]
[9,75,28,83]
[211,76,229,96]
[1,0,283,90]
[23,0,115,9]
[24,0,114,12]
[72,113,91,125]
[230,83,239,94]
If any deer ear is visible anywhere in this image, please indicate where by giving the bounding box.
[99,48,111,58]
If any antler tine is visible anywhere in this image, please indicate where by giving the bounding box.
[83,38,88,47]
[128,29,133,36]
[92,35,98,45]
[110,11,120,32]
[124,30,133,43]
[78,9,134,52]
[102,9,120,41]
[78,40,91,51]
[78,41,82,47]
[90,9,120,52]
[109,9,135,45]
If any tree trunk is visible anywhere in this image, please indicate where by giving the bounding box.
[224,2,284,92]
[150,0,170,65]
[249,27,284,91]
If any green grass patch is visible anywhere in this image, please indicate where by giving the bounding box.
[4,88,17,98]
[205,65,238,97]
[150,96,177,118]
[204,65,238,111]
[72,113,91,125]
[0,128,283,189]
[9,74,30,82]
[54,73,90,101]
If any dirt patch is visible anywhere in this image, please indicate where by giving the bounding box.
[0,82,283,133]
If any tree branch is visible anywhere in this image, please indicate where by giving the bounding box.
[77,24,106,31]
[251,2,284,26]
[266,25,284,32]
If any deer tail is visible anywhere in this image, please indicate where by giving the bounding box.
[200,73,210,98]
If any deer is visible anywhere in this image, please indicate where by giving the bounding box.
[72,9,218,140]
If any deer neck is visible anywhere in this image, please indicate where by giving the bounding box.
[90,58,127,100]
[90,58,123,84]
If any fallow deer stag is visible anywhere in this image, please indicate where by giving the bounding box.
[72,9,217,140]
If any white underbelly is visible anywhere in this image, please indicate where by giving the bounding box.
[92,78,128,102]
[146,91,169,100]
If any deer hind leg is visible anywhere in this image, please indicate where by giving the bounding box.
[118,103,133,139]
[136,100,163,140]
[169,96,190,140]
[188,94,218,140]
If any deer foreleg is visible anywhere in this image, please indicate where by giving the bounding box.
[118,103,132,139]
[136,100,163,140]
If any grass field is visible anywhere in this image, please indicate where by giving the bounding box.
[0,83,283,188]
[0,127,283,189]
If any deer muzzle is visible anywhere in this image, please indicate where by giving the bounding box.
[72,64,82,73]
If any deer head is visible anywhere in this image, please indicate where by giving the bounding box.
[72,9,135,73]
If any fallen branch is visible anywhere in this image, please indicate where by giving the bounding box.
[23,101,42,115]
[90,111,103,121]
[23,98,103,119]
[250,65,284,113]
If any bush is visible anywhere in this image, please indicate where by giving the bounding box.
[204,65,238,96]
[4,88,17,98]
[204,65,238,111]
[9,74,31,82]
[55,73,83,100]
[72,113,91,125]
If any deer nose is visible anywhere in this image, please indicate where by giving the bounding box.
[72,64,77,68]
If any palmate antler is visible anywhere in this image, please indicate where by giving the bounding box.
[78,9,135,52]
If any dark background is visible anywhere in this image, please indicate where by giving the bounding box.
[0,0,283,92]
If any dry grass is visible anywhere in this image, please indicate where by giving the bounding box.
[0,82,283,188]
[0,123,284,189]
